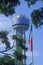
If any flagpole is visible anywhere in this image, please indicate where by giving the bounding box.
[31,25,34,65]
[32,41,34,65]
[28,24,34,65]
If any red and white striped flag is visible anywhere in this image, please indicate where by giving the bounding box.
[28,25,33,51]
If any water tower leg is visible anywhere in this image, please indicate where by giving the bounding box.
[15,29,23,65]
[22,32,26,65]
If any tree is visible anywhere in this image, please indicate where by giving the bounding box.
[0,0,20,16]
[0,30,28,65]
[0,31,10,49]
[24,0,43,28]
[0,30,15,65]
[0,55,15,65]
[31,7,43,28]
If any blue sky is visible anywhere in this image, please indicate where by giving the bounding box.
[0,0,43,65]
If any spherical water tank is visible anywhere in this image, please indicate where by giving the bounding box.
[12,14,29,31]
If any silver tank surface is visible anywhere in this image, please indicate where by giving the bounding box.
[12,14,29,32]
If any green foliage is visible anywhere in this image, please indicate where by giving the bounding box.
[24,0,39,7]
[13,50,27,60]
[12,34,27,63]
[39,7,43,19]
[24,0,43,28]
[0,55,15,65]
[12,35,20,41]
[12,35,26,43]
[0,0,20,16]
[24,0,43,7]
[31,7,43,28]
[0,30,27,64]
[0,30,10,49]
[19,43,28,51]
[13,50,22,60]
[12,35,28,51]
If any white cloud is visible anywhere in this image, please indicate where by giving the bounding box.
[0,43,5,51]
[0,15,13,30]
[0,20,12,30]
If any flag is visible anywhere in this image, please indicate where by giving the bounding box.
[28,25,33,51]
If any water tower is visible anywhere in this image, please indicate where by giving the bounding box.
[12,14,29,65]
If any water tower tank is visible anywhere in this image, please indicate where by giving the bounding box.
[12,14,29,32]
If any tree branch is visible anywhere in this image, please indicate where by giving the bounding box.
[0,45,15,53]
[1,52,14,57]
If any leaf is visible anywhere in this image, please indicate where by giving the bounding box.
[0,0,20,16]
[0,30,10,49]
[19,43,28,51]
[31,7,43,28]
[12,35,19,40]
[13,50,22,60]
[13,50,27,60]
[0,55,15,65]
[24,0,38,7]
